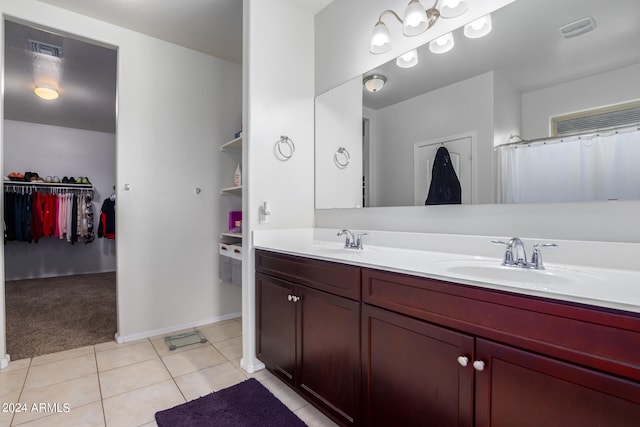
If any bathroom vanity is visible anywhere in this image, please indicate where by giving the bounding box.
[254,231,640,426]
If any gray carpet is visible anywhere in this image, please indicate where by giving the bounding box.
[5,272,117,360]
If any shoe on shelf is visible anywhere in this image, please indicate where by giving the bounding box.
[52,176,61,183]
[8,172,17,181]
[62,176,69,183]
[16,173,25,181]
[45,176,52,183]
[68,177,76,184]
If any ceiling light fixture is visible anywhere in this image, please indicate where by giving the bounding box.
[396,49,419,68]
[369,0,469,54]
[363,75,387,93]
[34,85,59,101]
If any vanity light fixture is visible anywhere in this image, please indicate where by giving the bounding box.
[363,74,387,93]
[429,32,455,54]
[464,14,492,38]
[34,84,59,100]
[396,49,419,68]
[369,0,469,54]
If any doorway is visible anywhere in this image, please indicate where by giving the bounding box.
[2,19,118,360]
[413,133,473,205]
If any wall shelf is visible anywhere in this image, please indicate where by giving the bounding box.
[220,185,242,195]
[220,136,242,152]
[221,232,242,240]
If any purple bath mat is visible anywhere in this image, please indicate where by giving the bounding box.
[155,378,308,427]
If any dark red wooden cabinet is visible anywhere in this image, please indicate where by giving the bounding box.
[256,250,361,426]
[256,250,640,426]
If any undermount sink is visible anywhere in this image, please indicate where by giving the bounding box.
[434,258,607,292]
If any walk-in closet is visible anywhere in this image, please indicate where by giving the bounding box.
[2,20,117,360]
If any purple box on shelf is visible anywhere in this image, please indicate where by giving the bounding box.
[228,211,242,232]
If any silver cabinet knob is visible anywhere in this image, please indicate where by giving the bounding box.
[457,356,469,367]
[473,360,485,371]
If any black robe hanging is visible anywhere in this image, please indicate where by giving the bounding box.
[425,146,462,205]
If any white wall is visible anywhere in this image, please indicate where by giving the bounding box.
[315,76,362,209]
[0,0,242,367]
[3,120,116,280]
[314,0,640,244]
[241,0,315,372]
[493,71,521,146]
[522,62,640,139]
[370,72,494,206]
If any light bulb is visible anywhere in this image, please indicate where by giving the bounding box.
[440,0,468,18]
[370,22,391,54]
[403,0,429,36]
[34,85,59,100]
[396,49,419,68]
[429,32,454,54]
[464,14,492,38]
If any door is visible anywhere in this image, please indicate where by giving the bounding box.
[414,133,473,205]
[256,273,297,384]
[298,286,361,425]
[474,338,640,427]
[362,304,475,427]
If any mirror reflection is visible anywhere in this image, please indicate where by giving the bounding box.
[315,0,640,209]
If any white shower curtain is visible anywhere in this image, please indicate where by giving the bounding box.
[497,127,640,203]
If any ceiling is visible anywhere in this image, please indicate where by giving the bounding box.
[363,0,640,110]
[4,0,334,133]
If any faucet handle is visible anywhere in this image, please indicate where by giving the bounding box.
[355,233,368,249]
[530,243,557,269]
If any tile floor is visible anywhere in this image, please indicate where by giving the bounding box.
[0,318,338,427]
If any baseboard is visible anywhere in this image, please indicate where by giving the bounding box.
[241,358,266,374]
[0,354,10,370]
[115,312,242,343]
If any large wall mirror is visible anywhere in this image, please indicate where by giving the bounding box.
[315,0,640,209]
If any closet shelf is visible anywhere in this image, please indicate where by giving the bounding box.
[220,136,242,152]
[220,232,242,240]
[4,181,94,191]
[220,185,242,195]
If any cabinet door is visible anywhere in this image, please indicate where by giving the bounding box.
[256,273,296,384]
[362,304,475,427]
[475,338,640,427]
[298,286,361,426]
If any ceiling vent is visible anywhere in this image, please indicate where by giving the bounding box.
[28,39,63,58]
[559,17,596,39]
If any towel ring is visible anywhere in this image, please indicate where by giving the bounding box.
[334,147,350,168]
[276,135,295,161]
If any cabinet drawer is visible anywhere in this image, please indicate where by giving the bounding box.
[362,268,640,382]
[256,250,361,300]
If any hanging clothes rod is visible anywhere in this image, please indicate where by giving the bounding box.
[501,123,640,148]
[3,181,94,192]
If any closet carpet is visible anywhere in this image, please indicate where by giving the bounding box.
[5,271,116,361]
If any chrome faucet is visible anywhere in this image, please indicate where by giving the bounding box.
[337,229,367,250]
[492,237,557,269]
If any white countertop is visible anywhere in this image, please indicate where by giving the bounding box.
[253,228,640,314]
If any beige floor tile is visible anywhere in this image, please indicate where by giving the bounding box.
[99,358,171,399]
[0,392,20,427]
[0,368,27,399]
[173,361,247,401]
[295,404,340,427]
[258,376,308,412]
[139,422,158,427]
[199,320,242,343]
[246,366,276,382]
[149,332,208,358]
[213,336,242,360]
[23,354,97,391]
[161,345,226,377]
[2,359,30,373]
[94,338,147,353]
[13,374,101,425]
[102,379,184,427]
[96,341,157,372]
[13,401,105,427]
[31,346,94,367]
